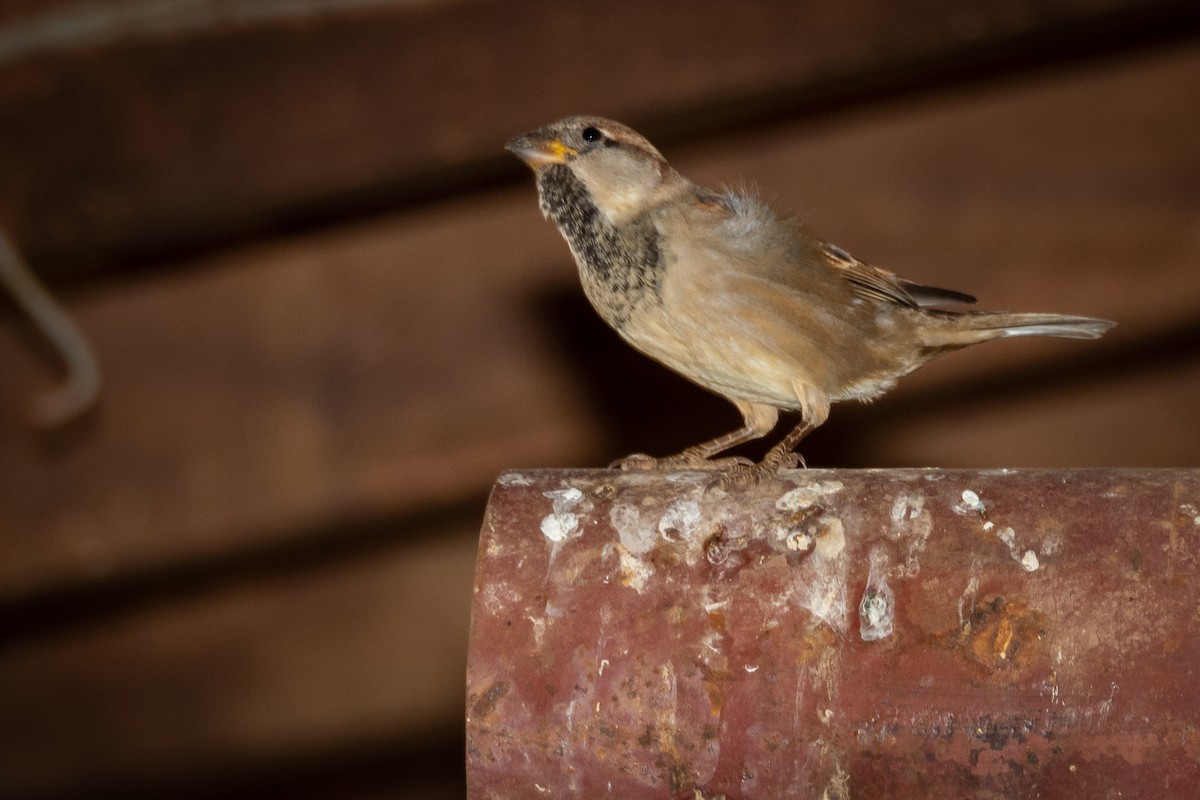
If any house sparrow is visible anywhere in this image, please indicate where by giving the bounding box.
[507,116,1114,483]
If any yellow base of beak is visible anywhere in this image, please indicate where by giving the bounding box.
[506,135,577,167]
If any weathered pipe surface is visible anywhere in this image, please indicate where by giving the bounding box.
[466,469,1200,798]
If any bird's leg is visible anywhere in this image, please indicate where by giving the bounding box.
[761,420,815,470]
[709,383,830,488]
[612,401,778,471]
[707,421,813,488]
[662,425,764,468]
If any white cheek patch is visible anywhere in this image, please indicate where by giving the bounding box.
[572,154,664,225]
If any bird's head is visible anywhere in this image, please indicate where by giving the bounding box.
[507,116,682,224]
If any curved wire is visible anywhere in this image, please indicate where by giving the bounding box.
[0,229,101,426]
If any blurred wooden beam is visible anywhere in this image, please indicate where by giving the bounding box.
[0,523,478,799]
[0,197,598,604]
[1,43,1198,607]
[0,0,1195,278]
[468,468,1200,798]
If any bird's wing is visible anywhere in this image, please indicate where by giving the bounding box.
[820,242,975,308]
[896,279,977,307]
[683,190,976,309]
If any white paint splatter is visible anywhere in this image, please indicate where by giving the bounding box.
[949,487,1048,572]
[497,471,534,486]
[954,488,987,516]
[658,498,701,543]
[610,503,653,554]
[540,514,575,543]
[617,548,652,592]
[481,582,521,616]
[796,516,849,633]
[822,762,851,800]
[958,572,979,629]
[1182,503,1200,526]
[859,544,895,641]
[997,525,1016,549]
[814,517,846,559]
[703,599,729,615]
[804,576,847,633]
[697,589,731,686]
[786,531,814,552]
[889,492,933,577]
[776,481,844,511]
[540,487,585,543]
[991,525,1043,572]
[529,615,547,647]
[890,493,923,525]
[1100,682,1117,724]
[607,503,661,592]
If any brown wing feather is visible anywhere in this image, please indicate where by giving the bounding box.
[822,242,976,308]
[899,280,976,306]
[822,242,918,308]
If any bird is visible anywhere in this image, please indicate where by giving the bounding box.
[506,116,1114,485]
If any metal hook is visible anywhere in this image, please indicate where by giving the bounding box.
[0,229,101,426]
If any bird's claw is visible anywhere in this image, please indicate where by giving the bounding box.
[769,451,806,470]
[613,447,803,490]
[610,452,754,471]
[609,453,659,470]
[705,450,806,491]
[705,462,771,491]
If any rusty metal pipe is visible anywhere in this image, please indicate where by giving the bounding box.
[466,469,1200,798]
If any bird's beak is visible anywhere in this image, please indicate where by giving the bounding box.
[506,131,577,167]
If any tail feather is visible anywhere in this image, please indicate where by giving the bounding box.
[929,311,1115,347]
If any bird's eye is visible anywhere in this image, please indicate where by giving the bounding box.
[581,126,603,143]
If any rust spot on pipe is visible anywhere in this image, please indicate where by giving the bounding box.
[470,680,509,721]
[957,595,1048,673]
[797,624,840,666]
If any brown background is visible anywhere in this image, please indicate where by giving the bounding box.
[1,1,1198,797]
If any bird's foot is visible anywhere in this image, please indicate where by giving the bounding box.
[770,450,806,471]
[706,449,806,490]
[609,453,659,470]
[609,452,754,471]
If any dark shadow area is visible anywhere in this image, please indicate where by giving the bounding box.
[0,493,487,654]
[8,725,466,800]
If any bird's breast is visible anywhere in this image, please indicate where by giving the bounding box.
[536,165,665,329]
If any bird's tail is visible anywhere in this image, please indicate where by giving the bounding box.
[926,311,1115,348]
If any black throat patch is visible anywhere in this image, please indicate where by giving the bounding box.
[536,164,663,328]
